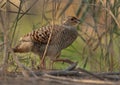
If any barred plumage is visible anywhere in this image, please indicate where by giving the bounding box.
[13,16,80,68]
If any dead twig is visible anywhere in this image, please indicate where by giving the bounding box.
[76,68,105,80]
[64,62,78,71]
[96,72,120,75]
[96,72,120,81]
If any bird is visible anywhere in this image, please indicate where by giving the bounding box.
[13,16,80,69]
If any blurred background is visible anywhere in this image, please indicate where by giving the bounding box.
[0,0,120,72]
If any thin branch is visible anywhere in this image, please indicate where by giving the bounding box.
[17,0,39,21]
[40,0,55,68]
[7,10,36,15]
[10,0,23,46]
[8,0,24,12]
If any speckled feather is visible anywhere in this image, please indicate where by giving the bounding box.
[13,16,79,59]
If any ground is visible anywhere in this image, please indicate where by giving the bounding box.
[0,68,119,85]
[0,74,119,85]
[0,63,119,85]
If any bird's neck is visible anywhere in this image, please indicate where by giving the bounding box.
[62,23,75,29]
[62,22,72,26]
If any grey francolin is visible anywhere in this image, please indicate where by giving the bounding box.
[13,16,80,69]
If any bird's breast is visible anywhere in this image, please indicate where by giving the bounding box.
[51,27,78,49]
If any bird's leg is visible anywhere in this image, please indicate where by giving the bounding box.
[49,60,54,69]
[52,58,74,65]
[41,59,46,69]
[50,58,75,70]
[49,53,61,69]
[49,53,75,69]
[38,57,46,70]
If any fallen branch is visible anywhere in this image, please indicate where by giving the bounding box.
[64,62,78,71]
[96,72,120,81]
[31,62,78,76]
[76,68,105,80]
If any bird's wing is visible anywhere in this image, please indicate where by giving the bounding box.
[20,25,60,44]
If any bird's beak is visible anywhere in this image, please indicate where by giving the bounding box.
[76,19,81,24]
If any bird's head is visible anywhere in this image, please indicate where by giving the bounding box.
[62,16,81,26]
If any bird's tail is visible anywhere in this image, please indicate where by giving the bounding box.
[13,41,33,53]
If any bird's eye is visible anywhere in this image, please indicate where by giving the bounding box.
[71,18,74,21]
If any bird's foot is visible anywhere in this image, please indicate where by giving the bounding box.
[37,62,46,70]
[53,58,75,64]
[49,58,77,70]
